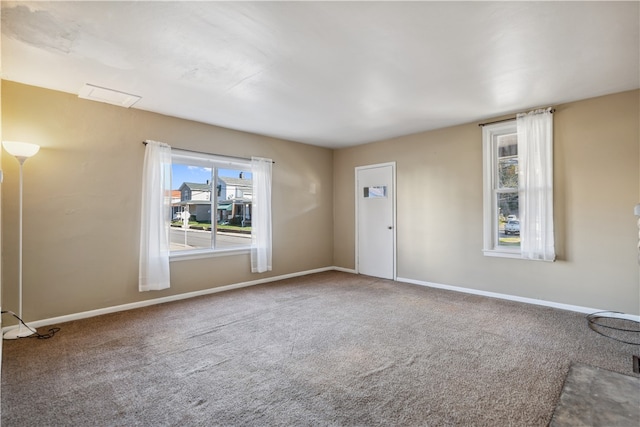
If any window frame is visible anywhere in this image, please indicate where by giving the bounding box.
[482,120,522,259]
[169,149,252,261]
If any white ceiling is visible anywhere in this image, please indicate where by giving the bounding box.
[2,1,639,149]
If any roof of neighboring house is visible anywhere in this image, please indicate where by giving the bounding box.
[219,177,252,189]
[179,182,212,191]
[177,179,251,193]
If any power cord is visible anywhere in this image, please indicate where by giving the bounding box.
[1,310,60,339]
[587,311,640,346]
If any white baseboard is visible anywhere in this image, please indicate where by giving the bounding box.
[333,266,357,274]
[9,269,636,332]
[3,266,341,332]
[396,276,640,322]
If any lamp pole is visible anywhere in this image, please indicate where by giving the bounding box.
[3,141,40,339]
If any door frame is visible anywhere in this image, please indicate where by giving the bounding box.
[354,162,397,280]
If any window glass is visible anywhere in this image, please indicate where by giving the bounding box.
[497,193,520,247]
[483,121,521,256]
[497,134,518,189]
[170,157,252,254]
[496,133,520,247]
[363,186,387,198]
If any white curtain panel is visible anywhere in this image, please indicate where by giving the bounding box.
[251,157,273,273]
[517,108,556,261]
[139,140,172,291]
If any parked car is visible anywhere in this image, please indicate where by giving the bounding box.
[505,220,520,235]
[506,214,517,222]
[173,211,190,221]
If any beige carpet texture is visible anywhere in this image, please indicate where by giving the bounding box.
[2,271,638,426]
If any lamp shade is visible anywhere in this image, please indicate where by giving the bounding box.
[2,141,40,159]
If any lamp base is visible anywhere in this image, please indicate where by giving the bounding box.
[3,324,36,339]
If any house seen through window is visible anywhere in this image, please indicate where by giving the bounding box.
[170,155,252,254]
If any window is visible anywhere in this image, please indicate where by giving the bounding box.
[363,186,387,198]
[170,150,253,257]
[482,121,521,258]
[482,109,555,260]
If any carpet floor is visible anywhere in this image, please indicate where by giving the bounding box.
[2,271,638,426]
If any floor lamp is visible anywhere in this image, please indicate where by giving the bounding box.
[3,141,40,339]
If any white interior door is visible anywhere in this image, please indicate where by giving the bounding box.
[356,163,395,279]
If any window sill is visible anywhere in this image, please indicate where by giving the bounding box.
[482,249,522,260]
[170,247,250,262]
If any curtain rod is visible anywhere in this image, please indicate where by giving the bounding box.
[478,108,555,127]
[142,141,275,164]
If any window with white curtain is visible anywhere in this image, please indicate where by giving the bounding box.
[481,109,555,260]
[140,143,273,284]
[482,121,521,258]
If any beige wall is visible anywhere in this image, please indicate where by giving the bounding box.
[2,81,638,322]
[1,81,334,321]
[334,90,640,315]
